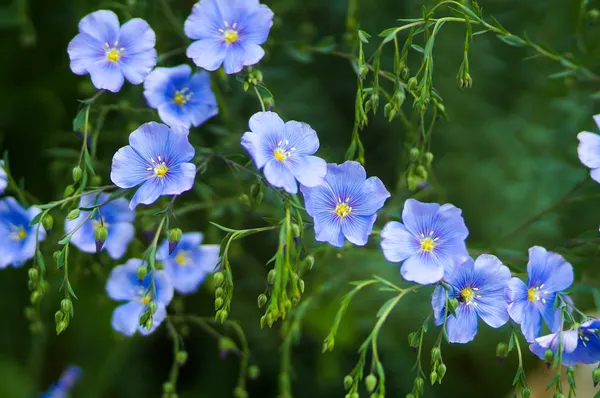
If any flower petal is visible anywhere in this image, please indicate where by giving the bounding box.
[106,259,142,301]
[223,42,265,74]
[431,285,447,326]
[78,10,119,43]
[520,302,542,342]
[446,304,478,344]
[313,212,345,248]
[527,246,573,292]
[341,214,376,246]
[118,18,156,54]
[249,111,285,136]
[111,145,151,189]
[240,5,274,44]
[283,121,320,155]
[186,39,227,71]
[104,222,135,259]
[263,159,298,194]
[380,221,419,263]
[154,270,174,306]
[577,131,600,169]
[129,180,163,210]
[184,0,223,40]
[241,132,272,169]
[67,33,103,75]
[88,61,125,93]
[120,49,157,85]
[111,301,144,336]
[129,122,195,165]
[476,290,509,328]
[352,177,390,216]
[536,294,562,332]
[300,183,334,218]
[400,253,444,285]
[287,155,326,188]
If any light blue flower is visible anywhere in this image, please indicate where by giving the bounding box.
[0,197,46,268]
[144,64,218,128]
[67,10,157,92]
[105,258,174,336]
[110,122,196,210]
[300,161,390,248]
[432,254,511,344]
[530,320,600,366]
[577,114,600,183]
[157,232,219,294]
[184,0,274,74]
[64,193,135,259]
[0,160,7,195]
[241,111,327,194]
[505,246,574,342]
[380,199,470,285]
[40,366,82,398]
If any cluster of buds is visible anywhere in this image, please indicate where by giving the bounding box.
[55,298,74,335]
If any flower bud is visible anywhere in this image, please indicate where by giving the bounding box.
[163,382,174,393]
[233,386,248,398]
[176,351,188,366]
[239,194,251,208]
[437,363,446,380]
[147,301,158,314]
[260,315,267,328]
[72,166,83,183]
[544,349,554,368]
[343,375,353,390]
[299,279,305,293]
[593,367,600,387]
[247,364,260,379]
[217,309,228,323]
[416,165,428,181]
[56,320,68,335]
[406,394,415,398]
[31,291,42,304]
[137,266,148,280]
[370,93,379,113]
[42,215,54,232]
[168,228,183,255]
[424,152,434,166]
[365,374,377,392]
[90,175,102,186]
[67,209,80,221]
[64,185,75,197]
[215,287,224,298]
[95,225,108,253]
[359,65,369,78]
[144,317,153,331]
[213,271,225,286]
[414,377,424,394]
[55,310,64,323]
[408,77,418,91]
[28,268,39,281]
[395,90,405,107]
[61,298,73,315]
[267,269,276,284]
[24,307,36,319]
[291,223,301,238]
[257,294,267,308]
[521,387,531,398]
[215,297,224,310]
[303,255,315,270]
[409,148,420,161]
[431,346,441,362]
[430,371,437,385]
[496,342,509,364]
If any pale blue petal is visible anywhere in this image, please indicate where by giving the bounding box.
[129,122,195,165]
[143,65,192,108]
[352,177,390,216]
[103,197,135,223]
[504,277,528,308]
[111,301,144,336]
[223,42,265,74]
[78,10,119,43]
[106,259,143,301]
[88,61,125,93]
[577,131,600,169]
[527,246,573,292]
[380,221,419,262]
[104,223,135,259]
[313,212,345,248]
[341,214,376,246]
[118,18,156,55]
[520,303,542,342]
[241,132,271,169]
[400,252,444,285]
[446,304,478,344]
[184,0,223,40]
[120,49,157,85]
[187,39,227,71]
[65,216,96,254]
[283,121,320,155]
[300,183,334,218]
[264,159,297,194]
[130,180,163,210]
[537,295,562,332]
[249,111,286,136]
[476,290,509,328]
[591,167,600,183]
[472,254,511,291]
[325,161,366,201]
[287,155,326,188]
[110,145,151,189]
[241,5,274,44]
[67,33,103,75]
[431,285,447,326]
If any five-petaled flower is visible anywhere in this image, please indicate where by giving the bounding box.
[40,366,83,398]
[111,122,196,210]
[0,160,6,195]
[577,114,600,183]
[67,10,157,92]
[65,193,135,259]
[432,254,511,344]
[300,161,390,248]
[184,0,274,74]
[106,258,174,336]
[505,246,574,342]
[380,199,469,285]
[0,197,46,268]
[241,111,327,194]
[530,320,600,366]
[144,64,218,129]
[157,232,220,294]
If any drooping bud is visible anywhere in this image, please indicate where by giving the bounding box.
[257,294,267,308]
[303,255,315,270]
[90,175,102,186]
[176,351,188,366]
[56,320,68,335]
[147,301,158,314]
[95,225,108,253]
[408,77,418,91]
[593,367,600,387]
[414,377,424,394]
[521,387,531,398]
[213,271,225,286]
[365,374,377,392]
[215,287,224,298]
[61,298,73,315]
[67,209,80,221]
[163,382,174,393]
[409,148,420,161]
[239,194,251,208]
[343,375,353,390]
[431,346,441,362]
[359,65,369,78]
[217,309,228,323]
[267,269,276,284]
[64,185,75,197]
[299,279,305,293]
[430,371,437,385]
[437,363,446,380]
[291,223,301,239]
[233,386,248,398]
[137,266,148,280]
[544,349,554,368]
[215,297,224,310]
[42,214,54,232]
[496,342,509,364]
[72,166,83,183]
[168,228,183,254]
[30,291,42,304]
[55,310,64,324]
[28,268,39,281]
[248,365,260,380]
[424,152,434,166]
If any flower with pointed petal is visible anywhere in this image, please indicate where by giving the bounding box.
[577,114,600,183]
[530,320,600,366]
[184,0,274,74]
[380,199,469,285]
[110,122,196,210]
[241,111,327,194]
[105,258,174,336]
[300,161,390,248]
[505,246,574,342]
[432,254,511,344]
[67,10,157,93]
[0,197,46,268]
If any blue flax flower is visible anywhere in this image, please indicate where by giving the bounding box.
[40,366,82,398]
[577,114,600,183]
[432,255,511,343]
[530,320,600,366]
[157,232,219,294]
[106,259,174,336]
[64,193,135,259]
[144,64,218,128]
[111,122,196,210]
[0,160,6,195]
[300,161,390,248]
[67,10,157,92]
[505,246,574,342]
[380,199,469,285]
[0,197,46,268]
[184,0,274,74]
[241,111,327,194]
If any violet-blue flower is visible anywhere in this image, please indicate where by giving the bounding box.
[110,122,196,210]
[144,65,218,128]
[184,0,274,74]
[40,366,82,398]
[64,193,135,259]
[530,320,600,366]
[0,160,6,195]
[241,111,327,194]
[157,232,219,294]
[300,161,390,248]
[432,254,511,344]
[67,10,157,93]
[0,197,46,268]
[105,258,174,336]
[380,199,469,285]
[577,114,600,183]
[505,246,574,342]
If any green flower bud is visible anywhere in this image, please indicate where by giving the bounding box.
[414,377,424,393]
[431,346,441,362]
[416,165,428,181]
[267,269,276,284]
[147,301,158,314]
[239,193,251,208]
[365,374,377,392]
[163,382,175,393]
[144,317,153,331]
[213,271,225,286]
[28,268,39,281]
[90,175,102,186]
[40,280,49,293]
[406,394,415,398]
[137,266,148,280]
[247,365,260,379]
[370,93,379,113]
[291,223,301,238]
[27,280,36,291]
[67,209,80,221]
[215,287,224,298]
[24,307,36,320]
[168,228,183,254]
[56,320,68,335]
[257,294,267,308]
[217,309,228,323]
[496,342,509,363]
[351,393,359,398]
[593,367,600,387]
[303,255,315,270]
[589,8,600,20]
[55,310,64,324]
[215,297,224,310]
[430,371,437,385]
[343,375,353,390]
[72,166,83,183]
[299,279,305,294]
[266,313,274,327]
[64,185,75,198]
[42,215,54,232]
[395,89,405,107]
[61,298,73,315]
[437,363,446,380]
[544,349,554,367]
[95,225,108,252]
[408,77,418,91]
[359,65,369,78]
[233,386,248,398]
[424,152,434,166]
[521,387,531,398]
[260,315,267,328]
[409,148,420,161]
[176,351,188,366]
[31,291,42,304]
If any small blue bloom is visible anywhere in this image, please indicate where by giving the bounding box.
[40,366,82,398]
[505,246,574,342]
[380,199,469,285]
[0,160,7,195]
[105,258,174,336]
[432,254,511,344]
[530,320,600,366]
[157,232,219,294]
[241,111,327,194]
[144,65,218,128]
[67,10,157,93]
[110,122,196,210]
[577,114,600,183]
[65,193,135,259]
[300,161,390,248]
[184,0,274,74]
[0,197,46,268]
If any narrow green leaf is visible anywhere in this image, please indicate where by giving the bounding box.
[66,281,79,300]
[256,85,273,100]
[83,150,95,175]
[36,250,46,273]
[512,368,521,386]
[496,34,525,47]
[358,30,371,43]
[210,221,239,233]
[72,107,87,132]
[29,211,44,226]
[411,44,424,53]
[314,35,336,53]
[376,296,398,318]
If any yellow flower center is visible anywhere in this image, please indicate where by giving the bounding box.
[153,162,169,178]
[10,225,27,241]
[274,148,287,162]
[460,287,475,303]
[142,294,152,305]
[175,250,190,266]
[527,287,537,302]
[173,88,192,106]
[420,237,435,252]
[223,29,239,44]
[334,202,352,218]
[106,48,121,62]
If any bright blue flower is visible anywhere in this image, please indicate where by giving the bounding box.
[300,161,390,248]
[157,232,219,294]
[0,197,46,268]
[40,366,82,398]
[67,10,157,93]
[241,111,327,194]
[432,255,511,344]
[64,193,135,259]
[530,320,600,366]
[505,246,574,342]
[380,199,469,285]
[144,65,218,128]
[578,114,600,183]
[110,122,196,210]
[0,160,6,195]
[184,0,274,74]
[105,258,174,336]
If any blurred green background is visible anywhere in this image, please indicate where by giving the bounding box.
[1,0,600,397]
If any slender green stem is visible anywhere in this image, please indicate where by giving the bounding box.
[253,85,266,112]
